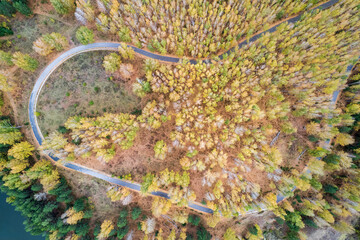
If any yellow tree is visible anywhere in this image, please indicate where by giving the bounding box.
[33,37,53,56]
[205,214,221,228]
[154,140,167,160]
[103,53,121,72]
[40,131,68,151]
[50,0,75,14]
[98,220,115,239]
[12,52,39,72]
[0,50,13,66]
[62,207,84,225]
[151,197,172,217]
[0,73,12,92]
[335,133,354,146]
[7,158,29,173]
[307,158,325,176]
[118,43,135,60]
[8,141,34,160]
[223,228,238,240]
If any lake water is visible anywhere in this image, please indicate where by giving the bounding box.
[0,192,44,240]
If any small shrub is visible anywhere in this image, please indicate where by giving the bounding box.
[89,100,94,106]
[276,10,285,20]
[188,215,201,226]
[57,126,69,134]
[131,207,142,220]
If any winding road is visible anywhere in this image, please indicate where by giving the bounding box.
[29,0,356,215]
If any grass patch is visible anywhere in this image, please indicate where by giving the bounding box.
[37,51,141,133]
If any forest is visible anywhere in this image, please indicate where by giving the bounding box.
[0,0,360,239]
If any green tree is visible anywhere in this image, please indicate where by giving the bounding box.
[188,215,200,226]
[12,52,39,72]
[131,207,142,220]
[0,26,14,37]
[13,0,32,16]
[196,227,212,240]
[50,0,75,14]
[0,0,16,17]
[76,26,94,45]
[75,222,90,236]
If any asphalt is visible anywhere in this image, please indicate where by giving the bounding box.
[29,0,355,215]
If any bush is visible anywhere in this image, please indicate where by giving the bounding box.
[323,184,338,194]
[58,126,69,134]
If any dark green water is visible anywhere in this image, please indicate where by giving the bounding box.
[0,192,44,240]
